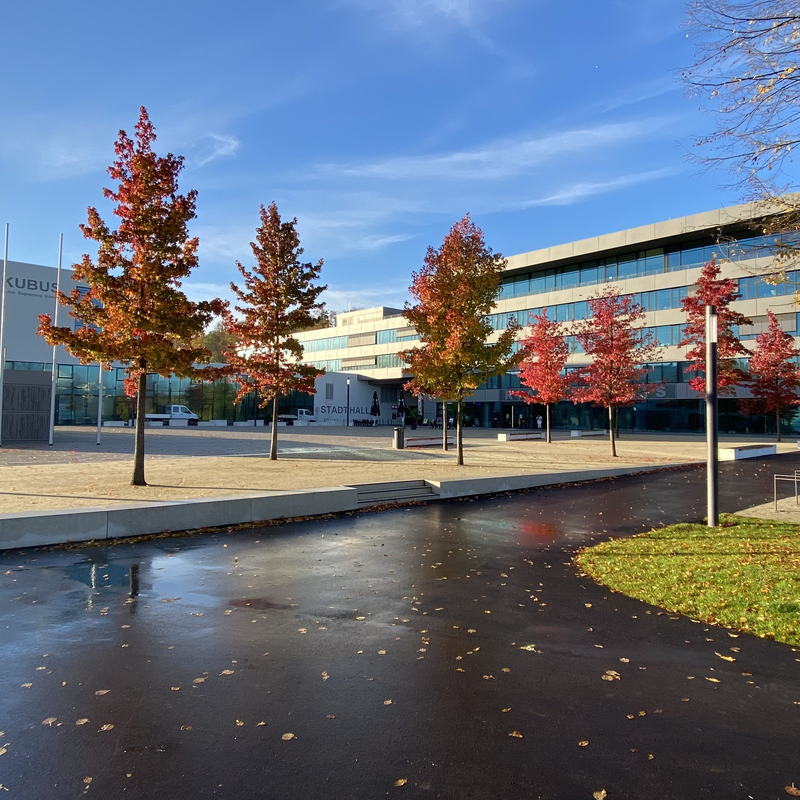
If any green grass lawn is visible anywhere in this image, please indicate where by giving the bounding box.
[576,514,800,646]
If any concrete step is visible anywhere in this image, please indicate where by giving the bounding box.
[356,491,437,507]
[350,480,438,507]
[350,480,429,492]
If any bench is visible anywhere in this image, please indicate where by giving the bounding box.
[497,432,544,442]
[719,444,777,461]
[405,436,456,449]
[570,430,607,437]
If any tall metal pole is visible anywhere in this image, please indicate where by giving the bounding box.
[706,305,719,527]
[346,378,350,427]
[0,224,9,448]
[96,364,103,445]
[48,234,63,446]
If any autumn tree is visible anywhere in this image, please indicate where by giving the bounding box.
[399,214,519,466]
[683,2,800,195]
[572,287,661,457]
[683,1,800,262]
[745,310,800,441]
[223,202,326,461]
[680,257,752,394]
[509,309,570,443]
[198,321,238,363]
[38,107,224,486]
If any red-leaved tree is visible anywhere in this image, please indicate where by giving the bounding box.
[680,257,751,395]
[38,107,224,486]
[509,309,570,443]
[400,215,519,465]
[745,310,800,441]
[223,203,326,461]
[572,287,661,457]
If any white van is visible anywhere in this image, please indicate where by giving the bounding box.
[145,405,200,426]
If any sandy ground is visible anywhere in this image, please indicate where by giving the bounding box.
[0,425,796,514]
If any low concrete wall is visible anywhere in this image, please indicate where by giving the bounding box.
[426,465,676,500]
[0,466,690,552]
[0,487,360,551]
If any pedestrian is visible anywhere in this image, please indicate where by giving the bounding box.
[536,415,543,430]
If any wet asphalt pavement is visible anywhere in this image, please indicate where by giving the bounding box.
[0,455,799,799]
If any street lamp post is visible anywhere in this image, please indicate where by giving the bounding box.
[346,378,350,427]
[706,305,719,527]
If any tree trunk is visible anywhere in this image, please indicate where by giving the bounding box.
[776,405,782,442]
[131,370,147,486]
[270,394,279,460]
[442,403,448,451]
[608,405,617,458]
[456,395,464,466]
[546,403,551,444]
[614,406,621,438]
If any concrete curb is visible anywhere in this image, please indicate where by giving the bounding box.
[0,462,695,551]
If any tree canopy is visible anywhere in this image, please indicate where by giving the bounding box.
[572,287,661,457]
[38,107,223,486]
[509,309,570,443]
[399,214,519,465]
[680,257,752,395]
[223,202,326,461]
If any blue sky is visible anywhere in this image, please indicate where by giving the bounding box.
[0,0,739,312]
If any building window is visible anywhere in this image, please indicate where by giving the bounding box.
[325,383,334,400]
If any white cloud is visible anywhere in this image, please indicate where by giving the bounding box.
[310,118,670,182]
[505,168,680,209]
[193,133,241,168]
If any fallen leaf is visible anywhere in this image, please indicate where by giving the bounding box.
[501,668,511,673]
[394,778,408,787]
[508,731,523,738]
[84,777,93,785]
[297,628,307,634]
[193,678,205,684]
[384,700,393,705]
[519,644,537,652]
[76,718,89,726]
[619,657,630,663]
[180,725,193,731]
[281,733,295,741]
[321,671,329,681]
[20,683,32,689]
[257,721,266,726]
[220,670,234,676]
[98,724,114,732]
[235,720,244,727]
[714,652,735,662]
[0,749,6,757]
[705,677,720,683]
[578,740,589,747]
[171,687,180,692]
[378,650,386,655]
[502,708,511,713]
[593,791,607,800]
[785,784,800,796]
[95,690,110,696]
[325,715,335,720]
[42,717,57,726]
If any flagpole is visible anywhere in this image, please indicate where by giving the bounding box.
[48,233,63,446]
[0,224,9,447]
[96,363,102,445]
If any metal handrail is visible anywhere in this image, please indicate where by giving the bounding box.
[773,470,800,511]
